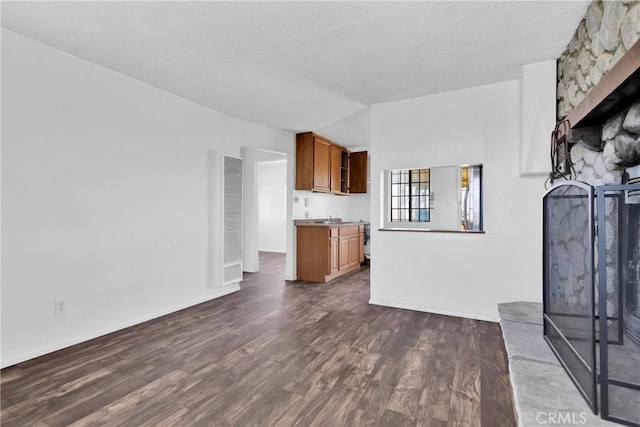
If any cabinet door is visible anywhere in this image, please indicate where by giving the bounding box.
[313,137,331,192]
[349,151,368,194]
[359,233,365,263]
[295,133,313,191]
[339,237,350,270]
[340,150,349,194]
[330,145,342,193]
[329,237,339,274]
[348,235,359,267]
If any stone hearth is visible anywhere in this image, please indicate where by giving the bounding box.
[499,302,617,427]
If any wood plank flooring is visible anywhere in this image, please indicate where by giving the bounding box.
[1,252,516,426]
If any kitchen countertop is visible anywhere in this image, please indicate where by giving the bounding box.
[294,219,369,227]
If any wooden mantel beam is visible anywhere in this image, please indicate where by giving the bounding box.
[567,39,640,129]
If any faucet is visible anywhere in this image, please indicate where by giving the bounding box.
[325,215,333,224]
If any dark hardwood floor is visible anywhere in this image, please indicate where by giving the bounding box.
[1,252,515,426]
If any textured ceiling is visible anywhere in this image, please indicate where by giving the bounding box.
[2,1,589,144]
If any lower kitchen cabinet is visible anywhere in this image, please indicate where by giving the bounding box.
[330,233,339,275]
[296,224,366,283]
[339,236,350,271]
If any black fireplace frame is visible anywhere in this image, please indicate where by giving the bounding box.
[543,180,640,427]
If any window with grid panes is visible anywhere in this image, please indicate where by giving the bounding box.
[390,168,430,222]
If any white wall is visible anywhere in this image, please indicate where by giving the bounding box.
[1,29,294,367]
[520,60,556,176]
[258,160,287,253]
[292,191,370,222]
[242,148,260,273]
[370,80,547,321]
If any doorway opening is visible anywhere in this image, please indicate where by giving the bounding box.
[242,147,290,277]
[257,159,287,255]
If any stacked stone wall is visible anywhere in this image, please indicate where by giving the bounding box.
[571,102,640,185]
[557,1,640,121]
[552,1,640,334]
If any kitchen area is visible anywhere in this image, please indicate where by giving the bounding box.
[293,132,370,283]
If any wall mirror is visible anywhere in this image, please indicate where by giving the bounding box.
[381,164,483,232]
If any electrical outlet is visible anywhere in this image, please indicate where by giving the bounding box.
[54,299,66,315]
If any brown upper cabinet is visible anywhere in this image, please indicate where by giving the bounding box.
[312,135,331,192]
[349,151,367,194]
[295,132,367,195]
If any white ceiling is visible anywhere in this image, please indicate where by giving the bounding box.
[2,1,589,146]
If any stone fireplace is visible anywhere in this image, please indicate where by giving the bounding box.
[570,102,640,347]
[556,0,640,187]
[546,2,640,425]
[570,103,640,187]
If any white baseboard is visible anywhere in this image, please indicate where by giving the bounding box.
[368,298,498,322]
[1,285,241,369]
